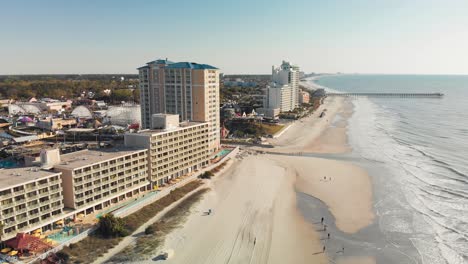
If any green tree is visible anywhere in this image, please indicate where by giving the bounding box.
[97,214,128,238]
[55,252,70,262]
[132,88,140,103]
[112,89,133,103]
[0,221,4,242]
[200,171,214,179]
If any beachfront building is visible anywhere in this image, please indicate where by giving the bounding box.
[52,148,149,215]
[264,60,301,112]
[0,167,64,240]
[299,90,310,104]
[138,59,220,152]
[125,114,210,187]
[256,107,281,118]
[264,83,295,111]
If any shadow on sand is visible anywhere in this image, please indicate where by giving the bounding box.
[152,254,166,261]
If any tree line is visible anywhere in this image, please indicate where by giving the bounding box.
[0,78,140,103]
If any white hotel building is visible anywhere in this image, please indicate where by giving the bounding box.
[264,61,300,112]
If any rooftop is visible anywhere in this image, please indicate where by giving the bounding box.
[166,62,218,70]
[131,121,207,136]
[147,59,174,65]
[0,167,61,190]
[54,148,146,170]
[12,135,39,143]
[138,59,218,70]
[138,59,174,70]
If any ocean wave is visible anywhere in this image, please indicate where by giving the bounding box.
[400,163,468,201]
[315,75,468,264]
[407,145,467,178]
[403,189,468,242]
[348,97,467,263]
[438,242,467,264]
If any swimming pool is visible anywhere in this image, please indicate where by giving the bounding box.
[215,149,231,158]
[0,160,17,168]
[48,227,81,243]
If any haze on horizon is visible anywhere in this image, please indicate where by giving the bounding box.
[1,0,467,75]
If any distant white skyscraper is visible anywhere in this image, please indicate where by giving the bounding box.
[264,60,300,112]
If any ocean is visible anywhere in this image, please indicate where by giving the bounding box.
[313,75,468,264]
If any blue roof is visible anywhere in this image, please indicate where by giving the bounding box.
[166,62,218,70]
[138,59,218,70]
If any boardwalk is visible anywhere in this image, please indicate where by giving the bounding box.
[327,92,444,98]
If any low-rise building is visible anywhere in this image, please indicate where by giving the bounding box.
[36,118,77,131]
[125,114,210,187]
[299,91,310,104]
[0,167,64,240]
[256,107,280,118]
[53,148,149,215]
[0,147,150,240]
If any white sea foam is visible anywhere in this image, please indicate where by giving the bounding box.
[345,89,466,264]
[310,76,468,264]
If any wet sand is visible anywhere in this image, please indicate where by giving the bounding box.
[272,156,374,234]
[336,256,376,264]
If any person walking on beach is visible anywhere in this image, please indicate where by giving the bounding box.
[328,233,330,239]
[321,217,324,224]
[342,247,345,253]
[323,246,326,252]
[254,237,256,245]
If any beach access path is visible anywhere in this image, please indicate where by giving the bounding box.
[93,153,238,264]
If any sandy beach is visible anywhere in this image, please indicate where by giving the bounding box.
[149,155,328,264]
[112,95,376,263]
[274,156,374,234]
[264,96,350,154]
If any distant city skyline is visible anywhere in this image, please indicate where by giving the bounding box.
[1,0,468,75]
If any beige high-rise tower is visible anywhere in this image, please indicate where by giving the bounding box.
[138,59,220,152]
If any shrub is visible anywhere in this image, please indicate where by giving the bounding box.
[145,225,155,235]
[55,251,70,262]
[200,171,214,179]
[97,214,128,238]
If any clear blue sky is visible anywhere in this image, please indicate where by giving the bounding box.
[1,0,467,74]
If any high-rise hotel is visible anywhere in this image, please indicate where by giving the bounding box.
[138,59,220,152]
[264,60,300,113]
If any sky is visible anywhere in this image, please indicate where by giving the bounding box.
[1,0,468,75]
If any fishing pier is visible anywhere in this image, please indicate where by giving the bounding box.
[326,92,444,98]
